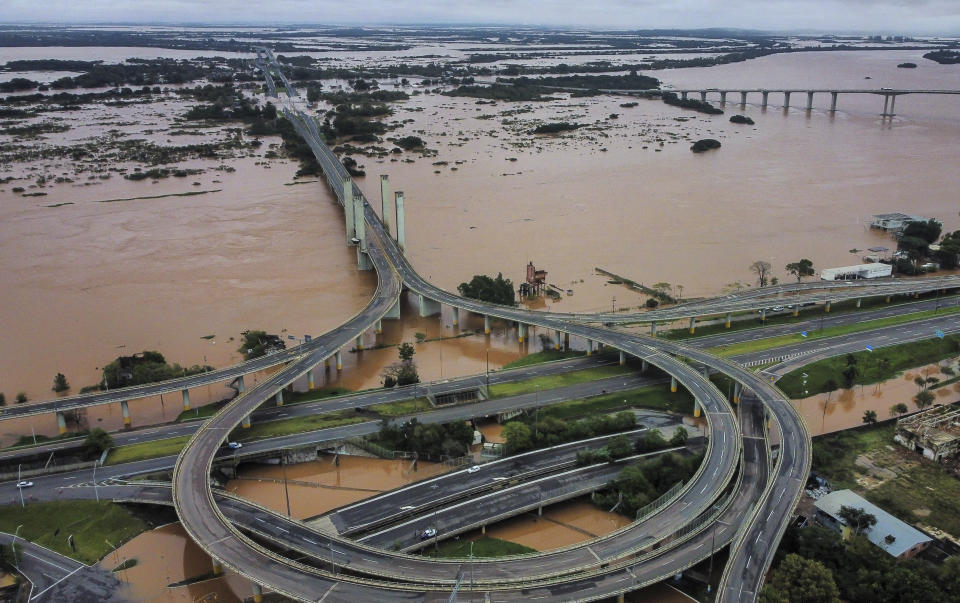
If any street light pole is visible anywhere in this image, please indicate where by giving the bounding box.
[281,448,292,517]
[12,524,23,570]
[17,464,24,508]
[93,460,100,502]
[485,348,490,395]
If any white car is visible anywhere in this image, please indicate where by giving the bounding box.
[16,481,33,488]
[421,528,437,540]
[227,442,242,450]
[467,465,481,474]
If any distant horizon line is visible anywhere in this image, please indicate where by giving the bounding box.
[0,22,957,37]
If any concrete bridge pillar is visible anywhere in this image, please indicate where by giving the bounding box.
[276,390,284,407]
[693,400,701,418]
[681,91,688,101]
[793,306,799,317]
[418,294,441,317]
[376,319,383,334]
[181,389,191,411]
[650,322,657,337]
[380,174,391,235]
[733,382,742,404]
[670,375,677,393]
[806,91,814,111]
[342,176,356,244]
[688,317,696,334]
[212,559,223,576]
[336,350,343,371]
[356,333,364,351]
[395,191,406,252]
[890,94,897,116]
[252,583,264,603]
[619,351,626,366]
[236,375,245,394]
[555,330,562,350]
[452,307,459,326]
[586,339,594,356]
[242,414,252,429]
[564,332,570,350]
[56,411,67,435]
[484,315,491,335]
[825,300,831,313]
[885,295,891,303]
[761,91,769,108]
[830,92,838,112]
[308,369,315,390]
[518,323,526,343]
[760,308,767,323]
[700,91,707,102]
[121,400,131,426]
[725,312,732,328]
[740,91,747,105]
[856,298,862,309]
[641,359,649,374]
[720,91,727,104]
[784,91,791,108]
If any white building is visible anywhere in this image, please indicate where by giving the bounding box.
[870,213,941,233]
[814,490,932,559]
[820,263,893,281]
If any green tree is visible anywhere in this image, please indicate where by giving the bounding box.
[914,389,935,410]
[760,554,839,603]
[936,230,960,269]
[862,409,878,424]
[0,393,5,407]
[635,429,667,453]
[237,330,285,361]
[606,435,632,459]
[398,342,415,361]
[750,260,772,287]
[914,376,926,391]
[785,258,815,282]
[82,428,114,459]
[838,505,877,535]
[669,426,689,447]
[52,372,70,393]
[457,273,515,305]
[841,364,859,388]
[502,421,532,453]
[15,392,27,404]
[890,402,909,417]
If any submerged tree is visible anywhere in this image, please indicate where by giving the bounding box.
[52,372,70,393]
[750,260,772,287]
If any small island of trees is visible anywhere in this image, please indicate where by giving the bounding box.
[458,273,516,305]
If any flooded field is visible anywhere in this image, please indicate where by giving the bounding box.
[794,362,958,436]
[480,499,633,551]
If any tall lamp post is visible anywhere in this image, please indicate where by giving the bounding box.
[17,464,24,508]
[707,518,730,593]
[11,524,23,570]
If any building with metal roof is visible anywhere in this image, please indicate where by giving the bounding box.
[814,489,932,559]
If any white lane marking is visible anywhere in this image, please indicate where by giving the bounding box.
[23,552,72,572]
[30,565,83,600]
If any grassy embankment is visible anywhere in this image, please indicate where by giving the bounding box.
[813,421,960,538]
[488,364,633,398]
[0,500,147,564]
[175,385,351,422]
[426,536,537,558]
[707,305,960,358]
[778,333,960,397]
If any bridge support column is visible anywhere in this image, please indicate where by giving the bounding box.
[890,94,897,116]
[740,91,747,105]
[784,91,791,108]
[670,376,677,393]
[617,596,625,603]
[242,414,252,429]
[121,400,131,426]
[336,350,343,371]
[641,360,649,374]
[650,322,657,337]
[276,390,284,407]
[418,294,441,317]
[380,174,391,235]
[484,315,491,334]
[700,91,707,102]
[252,584,264,603]
[720,91,727,104]
[681,91,688,101]
[761,91,769,108]
[181,389,191,411]
[452,307,459,326]
[825,300,831,313]
[856,298,862,309]
[342,177,356,244]
[564,332,570,350]
[694,400,701,418]
[212,560,223,576]
[760,308,767,323]
[555,330,562,350]
[481,524,486,534]
[830,91,838,112]
[688,317,696,334]
[725,312,732,328]
[376,319,383,334]
[236,375,245,394]
[308,369,315,390]
[619,351,626,366]
[356,333,364,351]
[733,382,742,404]
[56,411,67,435]
[806,91,814,111]
[586,339,594,356]
[885,295,891,303]
[355,196,371,270]
[395,191,406,252]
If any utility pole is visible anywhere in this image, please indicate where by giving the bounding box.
[281,449,292,517]
[93,460,100,502]
[17,464,24,508]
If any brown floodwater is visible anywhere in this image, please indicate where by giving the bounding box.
[794,362,957,435]
[98,522,248,603]
[225,454,451,520]
[481,499,633,551]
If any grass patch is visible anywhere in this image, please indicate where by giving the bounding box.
[501,350,586,369]
[538,384,693,421]
[779,334,960,397]
[106,435,191,465]
[231,412,365,441]
[112,558,138,571]
[812,423,896,488]
[489,364,633,398]
[426,536,537,558]
[370,398,429,417]
[0,500,147,564]
[96,189,221,203]
[176,401,227,422]
[708,305,960,358]
[285,386,352,404]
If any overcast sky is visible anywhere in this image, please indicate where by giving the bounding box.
[4,0,960,35]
